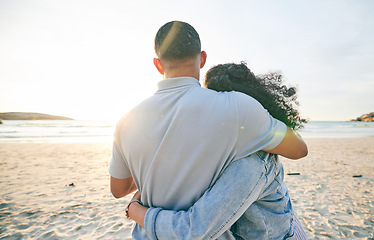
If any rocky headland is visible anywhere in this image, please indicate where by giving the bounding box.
[0,112,73,122]
[350,112,374,122]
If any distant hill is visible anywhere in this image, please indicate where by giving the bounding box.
[0,112,73,121]
[350,112,374,122]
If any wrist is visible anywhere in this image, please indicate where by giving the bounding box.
[125,199,142,220]
[128,201,148,229]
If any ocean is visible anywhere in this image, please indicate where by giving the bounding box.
[0,120,374,143]
[0,120,115,143]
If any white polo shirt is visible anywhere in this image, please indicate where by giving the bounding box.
[109,77,286,211]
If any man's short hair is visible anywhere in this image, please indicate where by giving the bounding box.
[155,21,201,61]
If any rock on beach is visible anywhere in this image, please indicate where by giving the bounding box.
[350,112,374,122]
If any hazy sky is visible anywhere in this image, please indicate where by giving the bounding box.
[1,0,373,121]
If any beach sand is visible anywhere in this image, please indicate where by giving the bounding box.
[283,138,374,239]
[0,138,373,239]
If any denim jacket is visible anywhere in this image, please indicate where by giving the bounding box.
[136,152,295,240]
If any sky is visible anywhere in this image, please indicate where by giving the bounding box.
[1,0,373,121]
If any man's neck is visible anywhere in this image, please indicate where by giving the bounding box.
[162,58,200,80]
[164,71,199,80]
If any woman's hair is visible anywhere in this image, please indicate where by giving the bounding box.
[204,62,307,130]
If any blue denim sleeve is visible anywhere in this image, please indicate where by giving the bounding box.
[144,155,267,240]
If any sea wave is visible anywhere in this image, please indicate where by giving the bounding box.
[0,120,115,143]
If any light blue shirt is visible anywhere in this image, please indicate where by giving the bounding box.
[108,77,287,239]
[143,152,296,240]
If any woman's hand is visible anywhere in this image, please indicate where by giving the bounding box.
[128,191,148,228]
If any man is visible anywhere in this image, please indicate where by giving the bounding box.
[109,21,307,239]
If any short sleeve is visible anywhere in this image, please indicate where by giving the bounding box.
[234,92,287,160]
[108,128,132,179]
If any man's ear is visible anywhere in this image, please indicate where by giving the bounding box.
[200,51,207,69]
[153,58,164,75]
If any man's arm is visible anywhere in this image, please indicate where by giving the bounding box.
[127,128,308,239]
[128,155,267,240]
[266,127,308,160]
[110,176,137,198]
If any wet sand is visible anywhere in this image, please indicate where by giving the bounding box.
[1,138,373,239]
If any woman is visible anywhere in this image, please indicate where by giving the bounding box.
[126,63,308,239]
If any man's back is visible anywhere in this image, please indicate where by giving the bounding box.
[109,77,286,211]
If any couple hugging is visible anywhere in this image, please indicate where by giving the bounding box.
[109,21,308,239]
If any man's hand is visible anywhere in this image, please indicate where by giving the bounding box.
[110,176,137,198]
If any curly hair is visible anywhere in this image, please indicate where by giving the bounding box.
[204,62,307,130]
